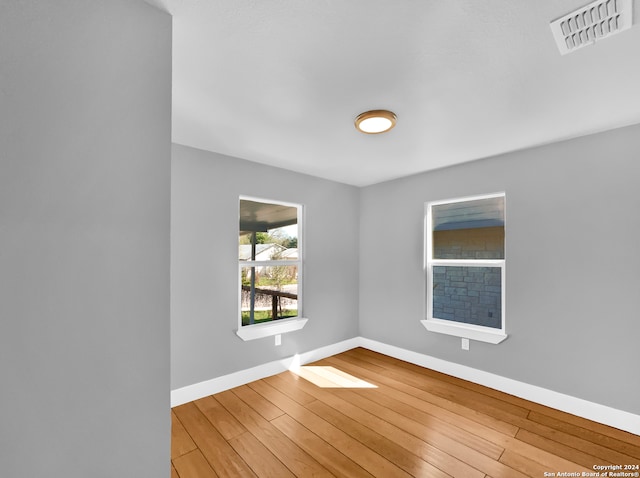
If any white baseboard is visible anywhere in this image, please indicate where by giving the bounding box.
[171,336,640,436]
[359,337,640,436]
[170,337,360,407]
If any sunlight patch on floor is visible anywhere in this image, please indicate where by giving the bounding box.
[291,366,378,388]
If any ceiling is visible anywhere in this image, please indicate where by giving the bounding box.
[239,199,298,233]
[147,0,640,186]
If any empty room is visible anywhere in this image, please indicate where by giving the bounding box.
[2,1,639,477]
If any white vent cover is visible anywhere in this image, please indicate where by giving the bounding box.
[550,0,633,54]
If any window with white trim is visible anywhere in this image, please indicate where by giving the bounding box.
[236,197,307,341]
[422,193,507,344]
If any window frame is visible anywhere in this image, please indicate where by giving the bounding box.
[421,192,508,344]
[236,196,307,341]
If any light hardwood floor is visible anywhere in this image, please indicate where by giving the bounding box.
[171,348,640,477]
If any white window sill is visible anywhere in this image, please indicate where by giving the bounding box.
[236,317,308,341]
[421,318,507,344]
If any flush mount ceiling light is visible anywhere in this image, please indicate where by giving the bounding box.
[355,110,397,134]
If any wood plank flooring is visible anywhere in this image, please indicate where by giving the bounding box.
[171,348,640,477]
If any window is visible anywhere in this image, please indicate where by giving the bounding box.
[422,193,507,344]
[236,197,307,341]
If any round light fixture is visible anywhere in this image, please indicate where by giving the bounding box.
[355,109,397,134]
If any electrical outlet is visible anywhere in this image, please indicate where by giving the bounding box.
[461,338,470,351]
[275,334,282,346]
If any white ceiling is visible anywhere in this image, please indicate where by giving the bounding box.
[148,0,640,186]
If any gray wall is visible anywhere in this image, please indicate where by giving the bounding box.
[0,1,171,476]
[171,144,360,390]
[359,124,640,415]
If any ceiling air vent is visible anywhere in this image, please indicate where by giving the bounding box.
[550,0,633,55]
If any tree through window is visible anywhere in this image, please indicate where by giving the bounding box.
[239,198,302,326]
